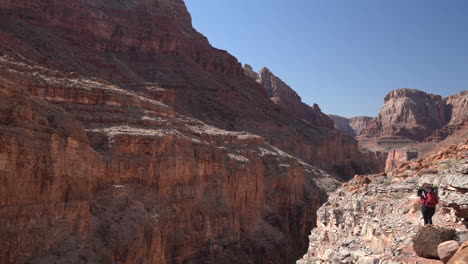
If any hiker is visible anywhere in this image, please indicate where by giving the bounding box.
[417,183,439,225]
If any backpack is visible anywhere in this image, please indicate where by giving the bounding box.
[418,184,439,207]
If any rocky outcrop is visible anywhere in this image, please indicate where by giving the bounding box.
[349,116,374,136]
[243,65,335,128]
[328,115,375,137]
[360,89,447,141]
[429,158,468,221]
[0,0,242,77]
[328,115,355,136]
[243,64,258,79]
[0,1,385,263]
[425,91,468,143]
[448,241,468,264]
[385,149,418,172]
[358,89,467,149]
[412,225,457,259]
[298,142,468,264]
[445,91,468,125]
[354,89,466,174]
[438,240,460,263]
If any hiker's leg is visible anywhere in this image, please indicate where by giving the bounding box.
[427,207,436,225]
[421,206,429,225]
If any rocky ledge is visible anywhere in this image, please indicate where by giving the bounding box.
[298,142,468,264]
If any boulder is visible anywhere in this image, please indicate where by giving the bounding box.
[438,240,460,263]
[356,256,380,264]
[448,241,468,264]
[412,225,457,259]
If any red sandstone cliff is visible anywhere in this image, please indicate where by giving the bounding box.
[349,116,373,136]
[0,1,384,263]
[354,89,467,171]
[361,89,447,141]
[328,115,355,136]
[358,89,467,150]
[244,65,334,128]
[328,115,374,137]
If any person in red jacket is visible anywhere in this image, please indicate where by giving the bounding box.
[417,183,439,225]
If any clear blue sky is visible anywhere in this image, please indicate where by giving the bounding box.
[185,0,468,118]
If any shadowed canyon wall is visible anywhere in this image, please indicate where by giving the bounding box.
[0,0,385,263]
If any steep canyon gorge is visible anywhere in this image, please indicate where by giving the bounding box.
[0,0,386,263]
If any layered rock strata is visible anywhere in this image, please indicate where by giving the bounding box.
[0,64,341,263]
[354,89,467,172]
[328,115,355,136]
[0,0,385,263]
[328,115,374,137]
[358,89,467,148]
[349,116,374,136]
[244,65,335,129]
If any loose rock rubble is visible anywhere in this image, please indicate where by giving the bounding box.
[298,142,468,264]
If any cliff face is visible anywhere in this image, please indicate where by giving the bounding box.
[0,0,242,77]
[328,115,374,137]
[0,1,384,263]
[361,89,447,141]
[328,115,355,136]
[356,90,467,170]
[0,57,342,264]
[245,66,335,129]
[445,91,468,125]
[349,116,373,136]
[359,89,467,143]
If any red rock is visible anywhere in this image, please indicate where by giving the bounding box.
[385,149,418,172]
[0,1,386,263]
[254,67,335,128]
[329,114,356,136]
[349,116,374,136]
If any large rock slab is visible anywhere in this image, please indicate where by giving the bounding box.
[438,240,460,263]
[412,224,457,259]
[448,241,468,264]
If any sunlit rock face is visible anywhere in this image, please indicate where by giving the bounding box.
[349,116,373,136]
[0,0,386,263]
[298,142,468,264]
[360,89,447,142]
[359,89,467,143]
[355,89,467,168]
[328,115,355,136]
[256,67,335,129]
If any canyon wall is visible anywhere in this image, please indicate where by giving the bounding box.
[349,116,373,136]
[328,115,355,136]
[358,89,467,147]
[353,89,467,171]
[0,0,385,263]
[245,66,335,129]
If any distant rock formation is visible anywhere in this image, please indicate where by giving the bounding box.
[385,149,419,172]
[349,116,374,135]
[359,89,467,144]
[446,91,468,125]
[243,64,258,79]
[360,88,448,141]
[328,115,374,137]
[244,65,335,128]
[354,89,467,172]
